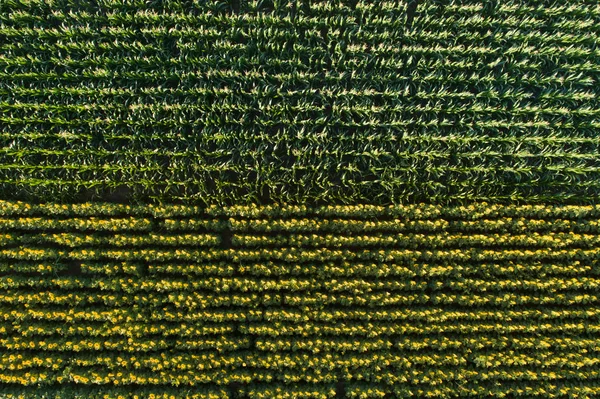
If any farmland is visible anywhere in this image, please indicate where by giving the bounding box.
[1,0,600,398]
[1,0,599,204]
[1,201,600,398]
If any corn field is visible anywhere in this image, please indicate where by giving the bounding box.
[1,0,600,204]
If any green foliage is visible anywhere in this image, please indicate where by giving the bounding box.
[0,1,599,205]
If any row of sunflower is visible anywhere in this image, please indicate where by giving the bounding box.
[3,200,599,221]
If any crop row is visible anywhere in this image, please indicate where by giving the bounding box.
[3,216,600,235]
[3,1,599,23]
[3,379,600,399]
[2,273,600,294]
[2,246,599,263]
[3,231,600,249]
[2,259,595,279]
[2,350,600,380]
[4,200,600,219]
[3,300,600,323]
[4,313,600,340]
[231,231,600,248]
[1,365,600,396]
